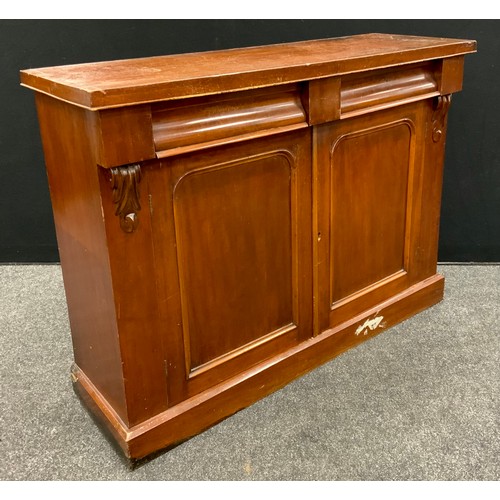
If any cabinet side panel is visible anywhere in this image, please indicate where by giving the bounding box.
[34,93,127,422]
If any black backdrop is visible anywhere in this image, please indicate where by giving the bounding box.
[1,20,499,262]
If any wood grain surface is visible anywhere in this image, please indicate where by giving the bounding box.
[21,33,475,109]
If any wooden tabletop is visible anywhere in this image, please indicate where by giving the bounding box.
[20,33,476,110]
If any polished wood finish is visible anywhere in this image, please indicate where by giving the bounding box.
[315,102,428,330]
[152,85,307,157]
[34,92,129,423]
[147,132,312,403]
[72,273,444,459]
[340,63,439,117]
[305,77,341,124]
[93,105,155,167]
[21,34,475,110]
[22,34,475,460]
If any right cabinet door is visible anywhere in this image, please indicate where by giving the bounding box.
[315,100,443,333]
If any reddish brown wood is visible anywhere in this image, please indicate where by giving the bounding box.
[412,95,452,280]
[109,164,142,233]
[34,93,128,424]
[22,34,475,461]
[147,131,313,403]
[72,273,444,459]
[330,120,410,300]
[98,163,171,427]
[440,56,465,94]
[152,85,306,155]
[92,105,156,168]
[21,34,475,110]
[340,63,439,117]
[315,102,432,329]
[305,77,341,124]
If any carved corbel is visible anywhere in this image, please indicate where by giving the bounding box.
[431,94,451,143]
[109,164,141,233]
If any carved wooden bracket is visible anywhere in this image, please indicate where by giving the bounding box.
[110,164,141,233]
[431,94,451,143]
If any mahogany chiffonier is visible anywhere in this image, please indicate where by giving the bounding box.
[21,33,476,460]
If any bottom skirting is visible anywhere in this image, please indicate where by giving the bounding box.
[71,273,444,461]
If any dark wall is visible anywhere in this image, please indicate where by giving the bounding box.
[1,20,499,262]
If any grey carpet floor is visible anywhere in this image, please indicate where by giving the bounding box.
[0,264,498,480]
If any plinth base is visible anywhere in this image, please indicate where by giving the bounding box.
[71,274,444,460]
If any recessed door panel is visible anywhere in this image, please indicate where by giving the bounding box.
[330,122,411,304]
[173,154,294,373]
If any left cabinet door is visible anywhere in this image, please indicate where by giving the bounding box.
[146,130,313,404]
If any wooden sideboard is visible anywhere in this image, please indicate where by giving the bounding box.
[21,33,476,461]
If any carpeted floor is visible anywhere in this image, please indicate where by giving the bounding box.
[0,264,498,480]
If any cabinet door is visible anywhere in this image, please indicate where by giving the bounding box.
[315,102,432,333]
[147,130,312,404]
